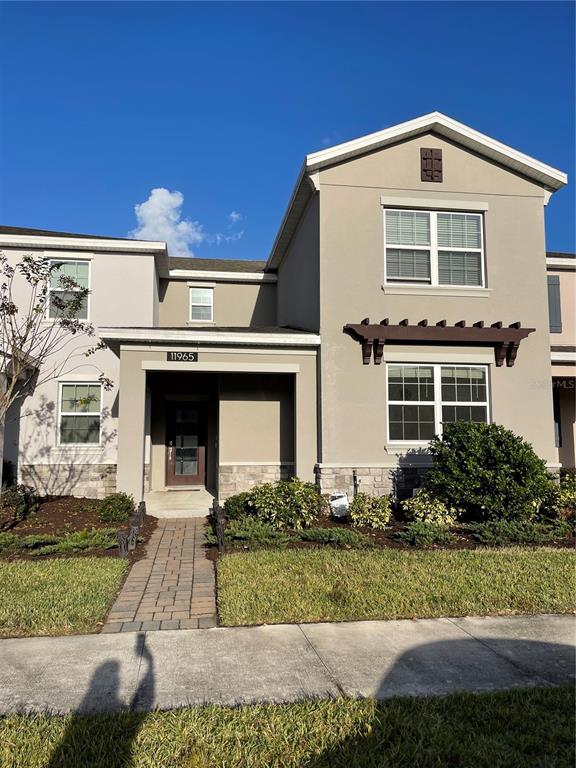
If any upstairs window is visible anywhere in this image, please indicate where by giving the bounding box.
[48,260,90,319]
[189,287,214,322]
[59,382,101,445]
[385,210,484,287]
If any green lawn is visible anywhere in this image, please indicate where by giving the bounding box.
[1,686,573,768]
[217,548,575,626]
[0,558,128,637]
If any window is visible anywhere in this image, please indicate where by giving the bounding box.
[189,287,213,322]
[387,364,489,443]
[59,383,101,445]
[48,260,90,319]
[385,209,484,287]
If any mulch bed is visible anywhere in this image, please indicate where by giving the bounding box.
[210,515,575,557]
[0,496,157,562]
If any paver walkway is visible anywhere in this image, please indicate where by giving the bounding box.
[0,615,573,714]
[103,518,217,633]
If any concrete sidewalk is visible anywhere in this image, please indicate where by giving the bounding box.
[0,614,574,715]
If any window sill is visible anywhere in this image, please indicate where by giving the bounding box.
[56,445,103,451]
[186,320,215,326]
[381,285,491,298]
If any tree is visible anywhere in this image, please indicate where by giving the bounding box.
[0,251,112,484]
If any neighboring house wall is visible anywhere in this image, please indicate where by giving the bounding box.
[158,279,277,327]
[277,194,320,332]
[314,132,555,494]
[3,247,157,497]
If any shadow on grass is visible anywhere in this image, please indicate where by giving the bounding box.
[46,632,154,768]
[304,637,575,768]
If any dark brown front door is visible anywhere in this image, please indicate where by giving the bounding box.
[165,403,206,486]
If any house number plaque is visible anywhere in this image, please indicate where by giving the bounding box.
[166,351,198,362]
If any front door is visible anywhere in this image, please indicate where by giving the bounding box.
[165,403,206,486]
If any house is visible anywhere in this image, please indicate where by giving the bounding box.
[0,112,573,505]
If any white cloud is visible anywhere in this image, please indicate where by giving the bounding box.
[129,188,205,257]
[228,210,243,224]
[130,188,244,256]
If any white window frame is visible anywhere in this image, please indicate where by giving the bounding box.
[384,209,485,288]
[58,381,102,446]
[47,258,91,321]
[189,286,214,323]
[386,363,490,445]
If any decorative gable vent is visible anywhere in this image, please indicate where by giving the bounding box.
[421,148,443,182]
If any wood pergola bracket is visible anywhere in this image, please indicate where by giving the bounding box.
[343,319,535,367]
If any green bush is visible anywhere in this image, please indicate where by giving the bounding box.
[558,471,576,520]
[396,521,453,547]
[206,517,290,549]
[425,422,555,522]
[468,519,571,546]
[245,478,326,530]
[298,526,373,548]
[0,529,118,556]
[349,493,392,530]
[98,492,134,524]
[402,490,457,527]
[0,484,39,522]
[223,491,252,520]
[32,528,118,555]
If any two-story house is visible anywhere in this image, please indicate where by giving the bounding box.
[0,113,572,506]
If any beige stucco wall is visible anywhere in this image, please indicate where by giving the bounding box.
[219,373,294,463]
[277,194,320,331]
[158,279,276,328]
[549,268,576,347]
[316,132,557,466]
[2,247,157,494]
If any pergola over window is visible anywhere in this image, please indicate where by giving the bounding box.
[343,318,534,367]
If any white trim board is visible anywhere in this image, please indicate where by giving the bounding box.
[0,234,166,253]
[380,196,489,211]
[141,361,300,373]
[169,269,277,283]
[551,352,576,363]
[100,327,321,347]
[547,257,576,270]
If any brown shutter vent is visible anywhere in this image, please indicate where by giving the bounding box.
[421,148,443,182]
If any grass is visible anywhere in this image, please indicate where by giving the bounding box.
[0,558,128,637]
[0,686,572,767]
[217,548,575,626]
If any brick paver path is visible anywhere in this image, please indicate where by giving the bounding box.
[102,518,217,633]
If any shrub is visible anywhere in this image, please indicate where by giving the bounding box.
[0,484,38,522]
[32,528,118,555]
[348,493,391,530]
[223,491,252,520]
[246,478,326,530]
[468,519,571,546]
[206,517,290,549]
[558,471,576,521]
[298,526,373,548]
[0,532,20,551]
[98,492,134,524]
[402,490,457,527]
[396,521,453,547]
[425,422,554,522]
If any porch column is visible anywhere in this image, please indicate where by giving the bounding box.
[116,350,146,501]
[294,356,317,482]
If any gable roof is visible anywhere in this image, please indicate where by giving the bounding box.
[267,112,568,269]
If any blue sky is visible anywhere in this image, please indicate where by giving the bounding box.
[0,1,574,258]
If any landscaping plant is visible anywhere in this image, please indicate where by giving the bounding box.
[225,478,326,530]
[424,422,556,522]
[348,492,391,530]
[402,490,457,526]
[97,492,135,524]
[0,483,39,525]
[397,521,453,547]
[298,526,372,548]
[206,517,291,549]
[468,519,571,546]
